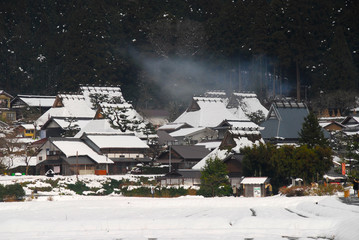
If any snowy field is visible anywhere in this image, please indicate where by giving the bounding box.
[1,193,359,240]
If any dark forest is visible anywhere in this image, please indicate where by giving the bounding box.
[1,0,358,111]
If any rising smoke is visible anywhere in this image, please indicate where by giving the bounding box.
[130,49,295,103]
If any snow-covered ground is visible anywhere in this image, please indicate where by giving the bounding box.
[1,189,358,240]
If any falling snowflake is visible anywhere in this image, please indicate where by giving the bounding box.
[37,54,46,62]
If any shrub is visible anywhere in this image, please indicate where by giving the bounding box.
[279,184,344,197]
[66,181,89,195]
[43,178,60,188]
[121,186,152,197]
[0,183,26,201]
[311,184,344,196]
[101,178,123,195]
[157,187,187,198]
[141,166,169,174]
[138,176,156,185]
[187,188,197,196]
[28,186,53,192]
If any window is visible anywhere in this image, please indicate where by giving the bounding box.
[0,99,9,108]
[6,112,15,121]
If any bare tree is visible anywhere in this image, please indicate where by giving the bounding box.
[0,127,22,173]
[23,143,36,175]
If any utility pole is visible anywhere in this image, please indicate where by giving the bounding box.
[169,143,172,173]
[76,151,79,181]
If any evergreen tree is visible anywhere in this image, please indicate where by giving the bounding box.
[299,112,328,148]
[198,157,231,197]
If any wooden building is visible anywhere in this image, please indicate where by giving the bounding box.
[36,138,113,175]
[240,177,271,197]
[156,145,210,170]
[0,90,16,122]
[158,169,201,186]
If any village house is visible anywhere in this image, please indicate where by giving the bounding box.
[0,90,16,122]
[158,169,202,186]
[214,119,261,140]
[157,122,193,133]
[260,100,309,144]
[36,137,113,175]
[40,117,92,138]
[139,109,169,129]
[156,145,211,170]
[227,92,269,120]
[173,96,241,128]
[79,133,150,174]
[10,95,56,120]
[190,122,264,186]
[35,93,95,129]
[340,116,359,136]
[319,121,345,133]
[156,130,177,146]
[169,127,218,145]
[15,123,36,138]
[74,118,123,138]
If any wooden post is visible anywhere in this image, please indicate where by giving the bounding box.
[76,151,79,181]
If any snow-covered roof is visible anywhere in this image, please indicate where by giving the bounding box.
[80,86,125,108]
[204,90,227,98]
[100,103,143,121]
[195,141,221,150]
[231,136,263,152]
[0,90,13,98]
[217,120,261,130]
[241,177,269,184]
[59,94,96,117]
[227,106,248,119]
[233,92,258,98]
[85,134,149,149]
[174,97,240,127]
[192,147,229,170]
[158,122,192,131]
[323,174,346,181]
[46,118,92,130]
[35,96,95,127]
[170,127,207,137]
[16,95,56,107]
[319,122,331,128]
[230,92,269,117]
[192,136,263,170]
[240,96,269,116]
[2,156,37,169]
[51,139,112,164]
[229,129,262,137]
[99,103,147,137]
[74,119,123,138]
[20,124,35,129]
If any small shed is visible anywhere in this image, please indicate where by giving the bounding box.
[241,177,270,197]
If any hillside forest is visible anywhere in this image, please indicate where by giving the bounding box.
[1,0,358,112]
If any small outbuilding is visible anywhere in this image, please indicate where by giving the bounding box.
[240,177,271,197]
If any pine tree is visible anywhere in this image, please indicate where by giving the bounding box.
[299,112,328,148]
[198,157,231,197]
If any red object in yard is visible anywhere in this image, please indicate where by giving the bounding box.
[342,163,346,175]
[330,182,340,185]
[95,170,107,175]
